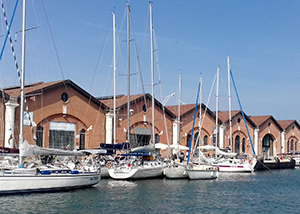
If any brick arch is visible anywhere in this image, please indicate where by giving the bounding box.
[287,136,298,152]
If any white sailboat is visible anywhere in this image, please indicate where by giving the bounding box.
[108,3,163,180]
[0,0,100,194]
[165,74,188,179]
[204,60,257,173]
[186,77,218,180]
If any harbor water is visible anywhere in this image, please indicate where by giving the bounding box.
[1,168,300,214]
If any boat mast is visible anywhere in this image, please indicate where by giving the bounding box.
[126,4,130,143]
[198,76,202,161]
[150,2,155,144]
[19,0,26,165]
[227,56,232,150]
[176,73,182,156]
[113,12,116,144]
[216,65,219,147]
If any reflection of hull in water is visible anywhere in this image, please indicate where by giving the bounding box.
[254,158,295,170]
[186,164,218,180]
[165,165,188,179]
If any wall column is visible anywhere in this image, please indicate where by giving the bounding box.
[172,119,180,155]
[105,111,114,144]
[281,131,286,153]
[219,124,226,149]
[4,97,19,148]
[254,128,259,156]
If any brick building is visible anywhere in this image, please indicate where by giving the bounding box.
[1,79,300,159]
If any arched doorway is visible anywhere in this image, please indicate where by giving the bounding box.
[235,135,240,155]
[79,129,85,150]
[262,134,273,158]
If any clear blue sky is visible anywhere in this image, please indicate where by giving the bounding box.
[0,0,299,122]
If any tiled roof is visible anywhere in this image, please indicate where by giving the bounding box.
[277,120,299,130]
[4,79,108,110]
[4,81,64,97]
[217,110,241,123]
[166,104,199,117]
[100,94,145,109]
[249,115,272,127]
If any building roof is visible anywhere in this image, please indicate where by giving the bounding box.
[250,115,283,131]
[277,120,300,131]
[166,103,219,124]
[100,93,176,118]
[217,110,256,128]
[4,79,108,110]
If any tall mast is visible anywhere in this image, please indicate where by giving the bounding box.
[113,12,116,144]
[19,0,26,164]
[227,56,232,150]
[199,76,202,146]
[150,2,155,144]
[176,73,182,155]
[126,4,130,143]
[216,65,219,147]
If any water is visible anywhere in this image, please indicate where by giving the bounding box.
[1,168,300,214]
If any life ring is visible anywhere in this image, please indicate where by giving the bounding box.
[106,161,113,169]
[249,160,253,165]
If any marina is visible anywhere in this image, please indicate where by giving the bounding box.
[1,168,299,214]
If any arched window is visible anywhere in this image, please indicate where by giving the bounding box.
[155,134,160,143]
[194,132,199,147]
[235,135,240,155]
[204,135,208,145]
[291,139,294,151]
[295,142,298,151]
[287,141,290,153]
[242,138,245,153]
[36,126,43,147]
[186,134,191,148]
[79,129,85,150]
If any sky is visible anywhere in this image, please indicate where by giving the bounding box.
[0,0,299,122]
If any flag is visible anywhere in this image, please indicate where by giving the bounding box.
[66,144,70,150]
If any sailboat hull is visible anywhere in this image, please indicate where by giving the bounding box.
[0,171,101,194]
[165,165,188,179]
[186,165,218,180]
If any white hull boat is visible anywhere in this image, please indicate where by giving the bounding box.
[108,160,163,180]
[186,164,218,180]
[164,163,188,179]
[0,168,100,194]
[213,158,256,173]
